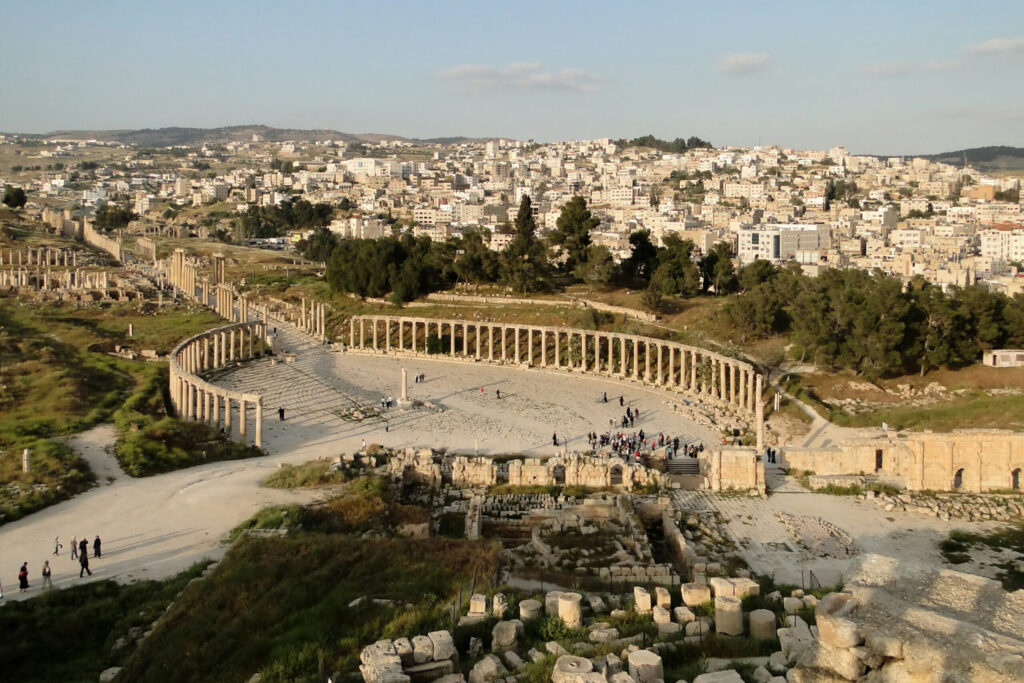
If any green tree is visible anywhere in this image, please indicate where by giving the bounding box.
[700,242,738,295]
[619,230,659,285]
[453,230,499,289]
[548,196,598,274]
[737,260,778,292]
[652,234,700,296]
[574,244,617,285]
[501,196,548,293]
[640,284,663,314]
[2,185,27,208]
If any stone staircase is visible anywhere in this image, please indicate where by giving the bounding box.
[666,458,700,475]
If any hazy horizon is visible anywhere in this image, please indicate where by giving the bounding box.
[2,0,1022,155]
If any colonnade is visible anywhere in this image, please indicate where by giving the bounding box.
[0,248,76,267]
[348,315,764,432]
[0,268,112,289]
[168,320,268,447]
[169,248,198,300]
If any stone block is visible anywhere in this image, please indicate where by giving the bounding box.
[749,609,777,640]
[768,651,788,673]
[551,655,593,683]
[411,635,433,664]
[428,631,456,662]
[403,660,455,680]
[491,620,524,652]
[652,605,672,624]
[432,676,464,683]
[693,670,743,683]
[492,593,509,619]
[393,638,413,667]
[715,596,743,636]
[627,649,664,682]
[797,642,866,681]
[546,591,566,616]
[545,641,568,656]
[587,594,608,614]
[708,577,735,597]
[559,592,583,628]
[589,627,620,643]
[752,666,773,683]
[658,622,682,636]
[732,577,761,598]
[519,599,542,621]
[99,668,122,683]
[633,586,652,613]
[864,631,903,659]
[502,651,524,671]
[685,618,713,637]
[815,592,856,619]
[605,652,622,674]
[655,586,672,608]
[469,593,488,615]
[801,595,818,609]
[782,597,803,615]
[816,614,861,649]
[674,606,696,623]
[467,654,506,683]
[681,582,712,606]
[608,674,635,683]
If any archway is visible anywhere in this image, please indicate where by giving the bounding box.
[953,468,964,491]
[874,449,883,473]
[1012,468,1021,491]
[610,465,623,487]
[552,464,566,486]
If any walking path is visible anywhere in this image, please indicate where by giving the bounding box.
[0,322,719,601]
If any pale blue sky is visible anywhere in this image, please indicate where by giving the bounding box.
[2,0,1023,154]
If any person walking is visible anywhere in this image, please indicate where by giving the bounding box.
[79,552,92,578]
[552,432,559,447]
[79,537,88,559]
[93,535,102,559]
[603,392,608,403]
[619,395,624,407]
[53,536,62,556]
[278,407,285,421]
[41,561,53,589]
[18,562,30,592]
[70,536,78,560]
[496,389,501,399]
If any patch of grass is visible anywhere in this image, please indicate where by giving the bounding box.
[114,417,265,477]
[229,504,308,542]
[116,534,500,682]
[0,561,209,683]
[0,438,95,525]
[263,459,350,488]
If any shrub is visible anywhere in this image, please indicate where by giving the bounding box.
[114,417,263,477]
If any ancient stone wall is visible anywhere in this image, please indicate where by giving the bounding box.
[703,447,765,494]
[783,430,1024,492]
[134,236,156,263]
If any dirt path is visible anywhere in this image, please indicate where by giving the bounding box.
[64,424,124,485]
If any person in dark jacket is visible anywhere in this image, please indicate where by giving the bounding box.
[93,535,102,558]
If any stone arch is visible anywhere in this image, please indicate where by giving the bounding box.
[610,464,623,487]
[953,468,964,490]
[552,464,566,486]
[1012,468,1021,491]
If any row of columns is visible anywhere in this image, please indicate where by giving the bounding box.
[0,248,77,267]
[299,298,326,339]
[0,268,111,289]
[169,248,198,300]
[169,321,268,447]
[348,316,763,416]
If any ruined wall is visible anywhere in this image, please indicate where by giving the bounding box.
[82,220,124,262]
[134,236,156,263]
[783,431,1024,492]
[703,447,765,494]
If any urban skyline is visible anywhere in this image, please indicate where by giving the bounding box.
[2,0,1023,154]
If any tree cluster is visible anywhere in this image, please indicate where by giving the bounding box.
[723,265,1024,378]
[327,233,455,304]
[2,185,27,209]
[617,135,713,154]
[93,204,135,230]
[237,199,333,238]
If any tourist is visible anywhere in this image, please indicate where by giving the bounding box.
[53,536,62,556]
[70,536,78,560]
[94,535,102,558]
[619,396,624,407]
[552,433,558,447]
[41,561,53,589]
[79,538,88,558]
[79,552,92,578]
[603,392,607,403]
[278,407,285,421]
[496,389,501,399]
[18,562,29,592]
[361,438,367,451]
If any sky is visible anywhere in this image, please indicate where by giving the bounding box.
[2,0,1023,155]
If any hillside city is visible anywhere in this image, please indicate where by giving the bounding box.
[3,132,1022,295]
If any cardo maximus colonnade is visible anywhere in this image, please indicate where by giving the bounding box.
[348,315,765,446]
[168,321,269,447]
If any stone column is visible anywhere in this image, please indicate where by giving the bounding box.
[605,335,613,375]
[385,319,391,352]
[239,400,247,443]
[359,319,365,348]
[633,338,640,378]
[514,327,520,364]
[475,324,481,358]
[501,326,507,361]
[372,318,378,350]
[488,326,494,361]
[656,344,664,385]
[255,401,263,449]
[213,393,221,429]
[756,375,765,450]
[411,320,418,353]
[527,328,534,366]
[619,336,627,377]
[554,331,561,368]
[462,323,469,356]
[225,396,232,435]
[748,371,756,413]
[691,351,699,393]
[644,341,651,382]
[401,368,408,402]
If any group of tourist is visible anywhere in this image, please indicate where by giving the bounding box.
[3,534,102,598]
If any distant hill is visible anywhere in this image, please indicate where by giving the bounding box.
[14,125,489,148]
[914,146,1024,172]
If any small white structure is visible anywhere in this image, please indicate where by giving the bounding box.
[983,349,1024,368]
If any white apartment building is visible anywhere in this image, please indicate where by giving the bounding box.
[979,228,1024,262]
[736,223,830,264]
